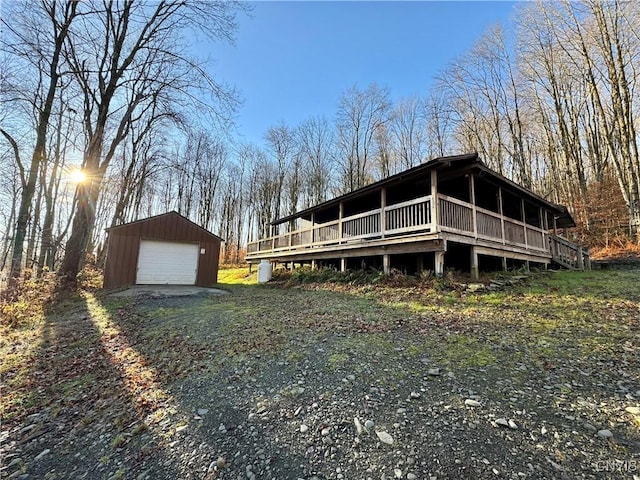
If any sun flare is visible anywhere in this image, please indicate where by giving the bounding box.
[69,169,87,184]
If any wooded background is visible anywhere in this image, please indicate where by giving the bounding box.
[1,0,638,286]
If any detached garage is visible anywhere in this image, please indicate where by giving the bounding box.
[103,211,222,289]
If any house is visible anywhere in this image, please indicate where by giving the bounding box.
[245,153,589,277]
[103,211,222,289]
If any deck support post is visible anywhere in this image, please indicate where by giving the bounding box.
[311,259,317,271]
[524,260,530,271]
[434,251,445,276]
[470,247,479,280]
[502,257,507,271]
[383,254,390,274]
[577,246,584,270]
[340,257,346,272]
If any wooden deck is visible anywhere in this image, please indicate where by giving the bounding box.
[245,193,586,265]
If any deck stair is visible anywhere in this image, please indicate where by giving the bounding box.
[549,235,590,270]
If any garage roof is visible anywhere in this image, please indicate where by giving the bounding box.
[106,211,223,241]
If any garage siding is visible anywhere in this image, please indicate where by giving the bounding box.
[103,212,221,289]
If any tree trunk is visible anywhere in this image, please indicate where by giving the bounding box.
[5,2,77,288]
[59,171,102,286]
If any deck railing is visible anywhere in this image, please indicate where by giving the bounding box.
[247,195,434,256]
[247,193,552,257]
[550,234,590,270]
[343,210,381,239]
[437,194,549,254]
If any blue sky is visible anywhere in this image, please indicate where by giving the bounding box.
[210,1,518,145]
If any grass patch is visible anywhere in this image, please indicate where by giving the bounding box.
[217,266,257,285]
[437,333,498,368]
[327,352,350,370]
[3,267,638,434]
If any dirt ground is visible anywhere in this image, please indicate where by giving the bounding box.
[1,269,639,479]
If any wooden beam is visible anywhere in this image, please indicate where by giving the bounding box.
[430,169,438,230]
[381,187,387,239]
[473,244,550,264]
[251,239,444,263]
[435,251,445,276]
[498,187,505,245]
[470,173,477,239]
[311,213,315,244]
[338,202,344,242]
[383,253,390,274]
[470,246,479,279]
[577,246,584,270]
[340,257,346,272]
[521,198,528,248]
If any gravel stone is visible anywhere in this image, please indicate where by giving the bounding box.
[597,429,613,438]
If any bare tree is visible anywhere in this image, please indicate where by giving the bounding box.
[424,90,453,159]
[516,0,640,239]
[335,83,392,192]
[297,116,335,207]
[36,90,77,275]
[59,0,245,285]
[265,122,295,227]
[391,96,427,169]
[0,154,20,273]
[0,0,78,288]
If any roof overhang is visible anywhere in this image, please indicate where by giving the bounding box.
[272,153,576,228]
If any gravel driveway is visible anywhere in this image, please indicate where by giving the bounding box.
[1,271,639,480]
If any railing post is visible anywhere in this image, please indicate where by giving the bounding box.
[339,202,344,243]
[540,207,546,250]
[577,246,584,270]
[380,188,386,238]
[311,213,315,246]
[498,187,505,244]
[431,170,438,231]
[521,199,528,248]
[470,173,477,239]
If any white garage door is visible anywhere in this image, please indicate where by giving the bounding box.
[136,240,199,285]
